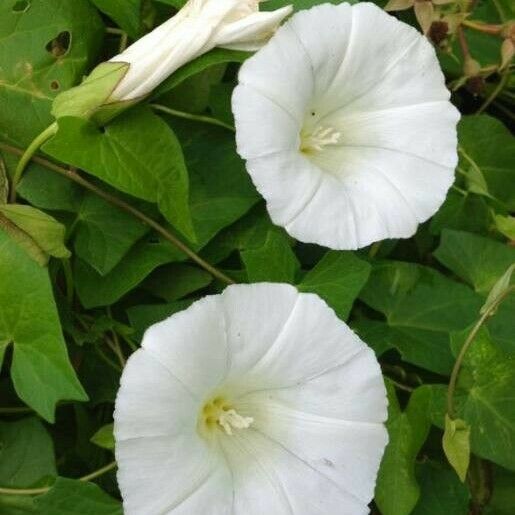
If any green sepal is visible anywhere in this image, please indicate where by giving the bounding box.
[443,414,471,482]
[0,204,71,262]
[51,61,133,121]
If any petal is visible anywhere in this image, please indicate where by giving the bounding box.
[114,350,198,441]
[216,6,294,51]
[243,291,367,388]
[220,429,369,515]
[319,3,439,113]
[237,22,314,123]
[141,295,229,399]
[219,283,299,381]
[288,3,354,107]
[244,151,323,226]
[248,404,387,506]
[116,433,231,515]
[233,85,300,159]
[242,347,388,424]
[327,101,459,168]
[283,173,362,250]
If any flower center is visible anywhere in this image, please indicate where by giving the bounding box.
[199,396,254,436]
[300,125,342,154]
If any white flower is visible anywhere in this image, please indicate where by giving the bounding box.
[114,283,388,515]
[109,0,293,101]
[232,2,460,250]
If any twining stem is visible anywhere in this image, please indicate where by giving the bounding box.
[0,406,33,414]
[151,104,236,132]
[457,25,472,62]
[478,71,509,114]
[462,20,503,36]
[446,285,515,418]
[0,142,234,285]
[106,307,126,367]
[61,259,74,305]
[0,461,117,496]
[9,123,58,203]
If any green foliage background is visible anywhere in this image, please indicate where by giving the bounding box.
[0,0,514,513]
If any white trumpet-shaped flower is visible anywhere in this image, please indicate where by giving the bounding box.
[232,2,460,250]
[114,283,388,515]
[108,0,293,101]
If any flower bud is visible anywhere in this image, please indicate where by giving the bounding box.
[108,0,293,102]
[52,0,292,121]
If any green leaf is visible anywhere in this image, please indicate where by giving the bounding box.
[0,205,70,260]
[90,423,114,450]
[458,116,515,210]
[264,0,356,10]
[0,417,56,487]
[241,230,299,283]
[493,214,515,240]
[43,106,195,241]
[201,205,274,264]
[89,0,141,37]
[351,319,393,357]
[143,263,211,302]
[412,461,470,515]
[0,230,87,422]
[485,467,515,515]
[172,119,259,246]
[430,190,491,236]
[443,414,471,482]
[450,327,515,471]
[72,193,149,275]
[75,237,184,308]
[434,230,515,353]
[359,261,482,374]
[17,161,82,212]
[298,250,370,321]
[375,385,431,515]
[153,48,249,98]
[33,478,122,515]
[0,0,104,146]
[434,230,515,295]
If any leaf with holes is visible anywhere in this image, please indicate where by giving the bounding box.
[0,0,104,146]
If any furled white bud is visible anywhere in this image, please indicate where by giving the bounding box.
[108,0,292,101]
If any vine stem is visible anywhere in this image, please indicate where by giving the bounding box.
[0,461,117,496]
[9,123,58,203]
[151,104,235,132]
[0,406,33,414]
[477,71,509,114]
[462,20,503,36]
[0,142,234,285]
[446,285,515,418]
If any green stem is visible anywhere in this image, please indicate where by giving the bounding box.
[9,123,58,203]
[61,259,74,305]
[0,406,33,414]
[151,104,235,132]
[478,72,509,114]
[0,461,117,496]
[0,142,235,285]
[447,285,515,418]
